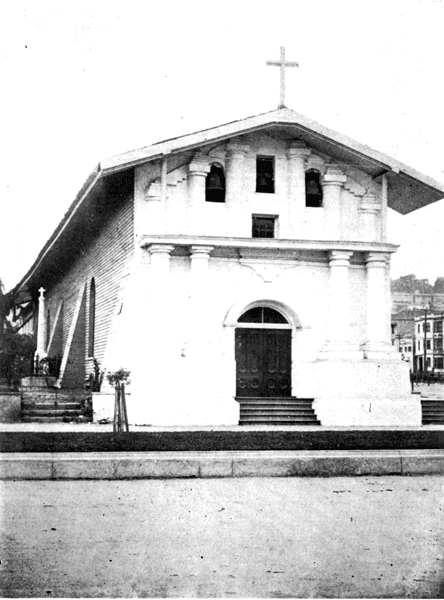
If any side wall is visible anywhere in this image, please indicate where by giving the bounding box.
[44,183,134,387]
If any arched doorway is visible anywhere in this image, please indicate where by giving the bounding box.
[235,306,292,397]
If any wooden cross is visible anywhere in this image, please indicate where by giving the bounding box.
[267,46,299,108]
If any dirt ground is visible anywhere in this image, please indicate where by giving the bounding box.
[1,476,444,598]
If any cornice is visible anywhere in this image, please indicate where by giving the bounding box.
[139,235,398,254]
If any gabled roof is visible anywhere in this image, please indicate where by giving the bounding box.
[101,106,444,215]
[12,106,444,294]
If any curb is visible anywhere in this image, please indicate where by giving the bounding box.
[1,450,444,479]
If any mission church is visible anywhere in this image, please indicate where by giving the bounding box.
[12,49,444,427]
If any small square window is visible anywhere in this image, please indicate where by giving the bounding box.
[252,215,276,238]
[256,156,275,193]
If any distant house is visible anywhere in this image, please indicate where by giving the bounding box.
[414,313,444,373]
[392,292,444,313]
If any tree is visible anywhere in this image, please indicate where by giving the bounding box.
[433,277,444,293]
[0,277,7,333]
[0,276,36,388]
[391,274,434,294]
[0,326,35,387]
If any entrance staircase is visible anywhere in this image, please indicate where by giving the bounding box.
[237,397,320,426]
[421,399,444,425]
[21,389,90,423]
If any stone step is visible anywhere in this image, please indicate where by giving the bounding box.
[236,396,313,404]
[421,399,444,404]
[240,404,316,411]
[239,402,314,408]
[22,402,81,409]
[21,388,86,398]
[241,420,321,426]
[21,396,86,404]
[21,416,89,423]
[22,408,82,416]
[240,410,317,417]
[240,415,320,423]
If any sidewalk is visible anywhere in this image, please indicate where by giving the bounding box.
[2,448,444,479]
[1,423,443,480]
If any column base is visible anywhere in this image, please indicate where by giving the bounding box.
[361,343,400,360]
[318,343,364,360]
[311,358,421,426]
[313,395,421,427]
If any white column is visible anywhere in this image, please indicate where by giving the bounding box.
[187,153,210,234]
[287,141,311,216]
[320,250,362,359]
[35,287,48,360]
[145,243,176,358]
[131,243,175,424]
[381,173,388,242]
[225,141,248,205]
[363,252,397,359]
[189,245,214,353]
[190,245,213,298]
[359,193,381,241]
[322,166,347,241]
[148,243,175,282]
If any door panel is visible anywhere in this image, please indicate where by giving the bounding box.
[235,328,291,397]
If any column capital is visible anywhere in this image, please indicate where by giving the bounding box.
[360,193,381,214]
[38,287,46,299]
[189,153,210,177]
[328,250,353,266]
[323,166,347,187]
[365,251,388,267]
[287,141,311,160]
[147,244,175,256]
[225,140,249,158]
[190,245,214,258]
[145,181,161,202]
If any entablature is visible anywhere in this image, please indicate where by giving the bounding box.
[140,234,397,258]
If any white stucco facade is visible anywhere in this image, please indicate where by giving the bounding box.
[24,108,444,427]
[106,126,420,427]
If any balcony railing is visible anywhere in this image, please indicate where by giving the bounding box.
[32,354,62,378]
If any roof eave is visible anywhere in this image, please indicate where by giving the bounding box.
[12,164,103,294]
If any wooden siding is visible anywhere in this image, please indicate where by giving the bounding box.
[44,186,134,386]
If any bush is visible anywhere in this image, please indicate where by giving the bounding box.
[0,327,36,387]
[106,368,131,388]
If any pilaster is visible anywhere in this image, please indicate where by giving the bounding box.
[319,250,362,359]
[362,251,397,359]
[147,244,175,282]
[130,243,176,424]
[225,141,249,204]
[287,141,311,213]
[359,193,381,241]
[189,246,214,354]
[190,245,214,298]
[187,153,210,235]
[322,166,347,240]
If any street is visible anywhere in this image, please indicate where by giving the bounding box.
[1,476,444,597]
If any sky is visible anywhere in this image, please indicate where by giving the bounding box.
[1,0,443,291]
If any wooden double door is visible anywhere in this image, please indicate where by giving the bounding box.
[235,328,292,397]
